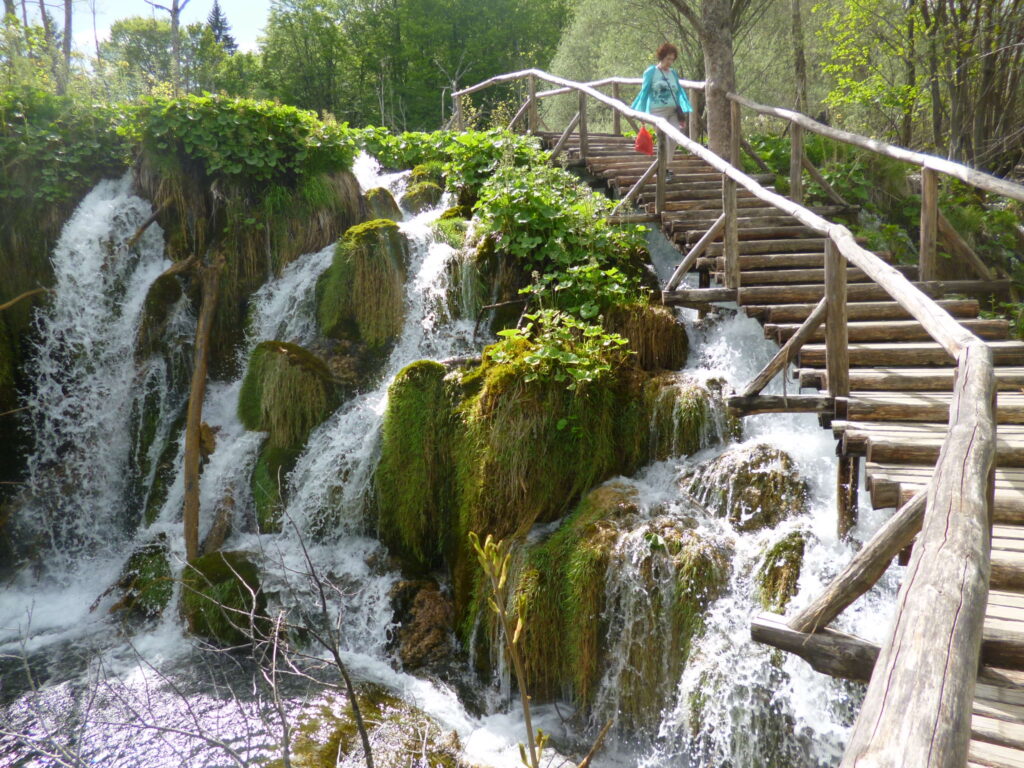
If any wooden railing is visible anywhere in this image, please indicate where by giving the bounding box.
[449,69,1024,768]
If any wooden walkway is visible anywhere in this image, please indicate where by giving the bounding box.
[539,131,1024,767]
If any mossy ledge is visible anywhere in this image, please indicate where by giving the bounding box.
[180,550,267,647]
[605,302,689,371]
[401,180,443,213]
[644,373,740,461]
[316,219,409,351]
[238,341,340,532]
[756,530,807,613]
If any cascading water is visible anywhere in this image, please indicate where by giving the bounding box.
[1,157,905,768]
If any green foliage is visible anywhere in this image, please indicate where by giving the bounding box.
[376,361,454,571]
[128,94,359,185]
[109,534,174,621]
[487,310,630,392]
[180,550,267,647]
[433,217,468,249]
[0,88,131,206]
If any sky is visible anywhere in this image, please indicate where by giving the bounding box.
[25,0,272,52]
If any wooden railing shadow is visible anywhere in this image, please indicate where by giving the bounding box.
[451,68,1024,767]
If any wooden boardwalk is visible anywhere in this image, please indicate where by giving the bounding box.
[539,131,1024,767]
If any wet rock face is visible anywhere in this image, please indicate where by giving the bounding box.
[363,186,402,221]
[389,580,454,672]
[683,443,809,532]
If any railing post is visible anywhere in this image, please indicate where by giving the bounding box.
[656,126,668,214]
[730,98,742,168]
[824,239,849,399]
[689,88,701,142]
[612,82,621,136]
[578,89,588,159]
[527,74,538,134]
[920,167,938,281]
[722,173,739,288]
[453,94,463,131]
[790,122,804,204]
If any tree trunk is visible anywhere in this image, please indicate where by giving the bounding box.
[61,0,72,93]
[182,260,221,561]
[902,9,914,147]
[791,0,808,114]
[700,0,738,159]
[3,0,16,19]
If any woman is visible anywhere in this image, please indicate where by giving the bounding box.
[631,43,692,173]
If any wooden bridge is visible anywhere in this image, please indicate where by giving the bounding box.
[452,71,1024,767]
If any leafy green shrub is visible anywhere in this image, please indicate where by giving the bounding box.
[127,94,359,185]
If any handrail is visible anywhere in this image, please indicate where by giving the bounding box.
[449,68,1009,768]
[726,92,1024,204]
[534,75,705,100]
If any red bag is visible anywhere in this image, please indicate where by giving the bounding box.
[634,126,654,155]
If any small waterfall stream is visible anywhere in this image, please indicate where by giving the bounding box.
[0,157,903,767]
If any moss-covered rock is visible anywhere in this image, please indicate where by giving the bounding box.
[238,341,339,451]
[316,219,408,350]
[433,216,468,249]
[238,341,338,532]
[684,443,809,531]
[134,270,186,363]
[606,302,688,371]
[276,686,465,768]
[401,181,443,213]
[106,533,174,621]
[389,580,454,672]
[180,550,267,647]
[411,161,444,186]
[644,373,739,461]
[375,361,454,570]
[364,186,402,221]
[756,530,807,612]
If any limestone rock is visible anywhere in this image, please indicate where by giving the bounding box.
[390,580,454,671]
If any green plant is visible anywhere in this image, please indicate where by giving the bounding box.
[486,310,631,392]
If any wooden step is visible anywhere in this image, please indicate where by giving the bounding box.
[798,340,1024,368]
[657,197,781,213]
[798,366,1024,392]
[703,237,828,256]
[737,280,1012,306]
[699,252,895,271]
[683,225,822,244]
[718,267,874,286]
[865,463,1024,523]
[832,420,1024,466]
[766,318,1009,345]
[746,299,980,323]
[642,187,762,203]
[662,204,852,227]
[841,391,1024,424]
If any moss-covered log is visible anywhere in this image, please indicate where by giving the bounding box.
[316,219,409,351]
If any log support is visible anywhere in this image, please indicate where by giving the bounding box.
[726,394,832,417]
[824,239,850,397]
[836,452,860,541]
[919,166,939,282]
[612,82,621,135]
[741,296,827,396]
[790,123,804,205]
[577,90,588,159]
[549,111,581,160]
[527,74,538,133]
[612,157,658,215]
[656,127,668,214]
[722,175,739,288]
[665,213,725,291]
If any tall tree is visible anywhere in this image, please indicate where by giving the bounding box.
[207,0,236,53]
[60,0,70,91]
[145,0,191,95]
[3,0,16,19]
[790,0,807,113]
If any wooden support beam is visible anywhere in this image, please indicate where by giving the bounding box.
[741,136,772,174]
[612,82,622,135]
[726,394,832,416]
[837,454,860,540]
[656,128,668,214]
[527,75,538,133]
[790,125,804,205]
[549,111,581,160]
[611,157,658,215]
[752,613,878,682]
[741,296,828,397]
[920,166,939,282]
[840,340,995,768]
[730,98,741,168]
[790,489,928,634]
[664,213,725,291]
[661,287,737,305]
[454,94,464,131]
[802,155,850,207]
[577,90,589,159]
[937,210,995,282]
[722,174,740,288]
[507,99,530,132]
[824,240,850,398]
[688,88,701,142]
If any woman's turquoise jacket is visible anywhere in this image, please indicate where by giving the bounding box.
[630,64,693,114]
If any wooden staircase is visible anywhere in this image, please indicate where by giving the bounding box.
[540,130,1024,767]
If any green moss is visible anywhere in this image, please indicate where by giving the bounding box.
[251,445,300,534]
[272,686,465,768]
[364,186,402,221]
[316,219,408,349]
[108,534,173,621]
[180,550,267,647]
[756,530,807,612]
[401,181,443,213]
[433,217,468,249]
[135,271,185,362]
[439,204,473,220]
[605,302,688,371]
[685,443,810,531]
[238,341,339,451]
[411,161,444,186]
[376,361,454,570]
[644,374,738,461]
